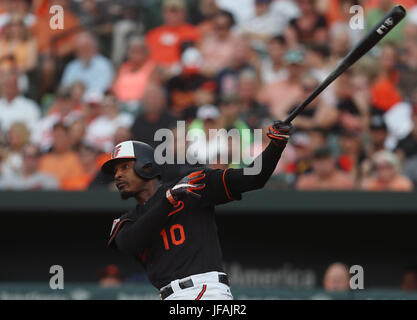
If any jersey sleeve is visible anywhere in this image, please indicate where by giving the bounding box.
[200,168,243,206]
[200,141,287,206]
[108,209,139,250]
[108,195,174,257]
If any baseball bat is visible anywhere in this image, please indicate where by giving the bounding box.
[284,5,407,123]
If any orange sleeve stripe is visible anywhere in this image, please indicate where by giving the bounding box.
[222,169,234,201]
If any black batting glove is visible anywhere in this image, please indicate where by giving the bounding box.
[166,170,206,206]
[267,120,293,146]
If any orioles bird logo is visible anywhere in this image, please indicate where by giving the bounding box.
[111,145,122,159]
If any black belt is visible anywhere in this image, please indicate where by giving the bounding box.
[160,274,229,300]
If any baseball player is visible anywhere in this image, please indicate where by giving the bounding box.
[103,120,292,300]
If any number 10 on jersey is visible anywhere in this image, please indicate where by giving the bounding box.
[160,224,186,250]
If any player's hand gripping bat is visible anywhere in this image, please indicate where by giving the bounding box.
[283,5,407,124]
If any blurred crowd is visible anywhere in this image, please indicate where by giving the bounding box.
[0,0,416,191]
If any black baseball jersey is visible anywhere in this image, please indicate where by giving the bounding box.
[108,142,285,290]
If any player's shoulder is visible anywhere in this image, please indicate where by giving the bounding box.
[109,208,137,236]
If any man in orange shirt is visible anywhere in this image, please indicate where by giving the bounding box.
[371,42,402,112]
[145,0,200,71]
[38,122,84,188]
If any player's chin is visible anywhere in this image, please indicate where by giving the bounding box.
[119,190,135,200]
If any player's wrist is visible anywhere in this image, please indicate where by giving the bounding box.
[166,189,179,206]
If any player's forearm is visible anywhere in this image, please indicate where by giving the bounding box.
[227,141,286,194]
[114,198,172,256]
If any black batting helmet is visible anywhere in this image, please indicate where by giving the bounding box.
[101,141,161,180]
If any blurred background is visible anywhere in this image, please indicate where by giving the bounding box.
[1,0,417,299]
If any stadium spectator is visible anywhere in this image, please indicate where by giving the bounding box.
[131,83,177,149]
[290,74,338,132]
[112,36,157,109]
[327,0,364,48]
[110,6,145,68]
[0,0,36,30]
[38,122,84,187]
[403,156,417,188]
[371,42,403,113]
[0,144,58,190]
[337,129,365,184]
[367,115,389,156]
[398,38,417,102]
[216,95,252,162]
[187,104,222,165]
[0,122,30,177]
[304,44,332,89]
[85,93,134,153]
[32,0,80,58]
[308,127,328,152]
[238,0,286,51]
[81,90,104,125]
[199,10,240,76]
[258,49,305,120]
[360,115,390,179]
[398,100,417,187]
[60,32,114,96]
[166,46,216,120]
[296,146,355,190]
[323,262,350,292]
[187,99,250,168]
[260,35,288,84]
[361,150,414,191]
[335,71,373,135]
[395,96,417,160]
[98,264,123,288]
[191,0,221,37]
[0,70,40,134]
[31,86,82,152]
[283,131,313,177]
[216,36,258,98]
[145,0,200,71]
[60,143,100,191]
[68,118,87,152]
[68,81,87,111]
[328,19,351,63]
[32,0,81,100]
[0,16,37,73]
[405,7,417,37]
[236,69,270,130]
[285,0,328,48]
[215,0,253,25]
